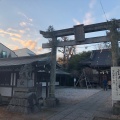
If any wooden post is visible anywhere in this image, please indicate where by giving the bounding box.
[11,71,14,96]
[46,81,48,98]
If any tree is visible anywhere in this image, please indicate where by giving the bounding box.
[68,51,91,71]
[94,41,111,51]
[47,25,55,43]
[58,36,76,69]
[47,25,54,32]
[67,51,91,78]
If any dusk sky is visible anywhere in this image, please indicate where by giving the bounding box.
[0,0,120,55]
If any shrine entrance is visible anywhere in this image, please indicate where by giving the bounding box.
[40,19,120,107]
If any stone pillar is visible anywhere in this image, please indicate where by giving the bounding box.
[49,36,57,98]
[46,36,59,107]
[108,20,120,115]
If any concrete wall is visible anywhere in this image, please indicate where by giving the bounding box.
[41,82,59,86]
[0,87,12,97]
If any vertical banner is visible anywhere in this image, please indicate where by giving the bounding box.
[111,67,120,100]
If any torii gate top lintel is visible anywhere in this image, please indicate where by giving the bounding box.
[40,19,120,48]
[40,19,120,39]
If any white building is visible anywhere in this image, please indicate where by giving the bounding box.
[0,43,17,58]
[14,48,36,57]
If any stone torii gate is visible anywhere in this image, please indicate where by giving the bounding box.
[40,19,120,107]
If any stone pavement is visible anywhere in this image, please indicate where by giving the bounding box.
[0,88,120,120]
[45,89,116,120]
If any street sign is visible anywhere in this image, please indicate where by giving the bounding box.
[111,67,120,100]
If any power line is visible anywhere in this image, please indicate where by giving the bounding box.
[99,0,108,22]
[99,0,110,43]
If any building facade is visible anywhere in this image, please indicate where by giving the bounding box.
[0,43,17,58]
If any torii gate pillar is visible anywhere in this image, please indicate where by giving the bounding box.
[40,19,120,108]
[45,35,59,107]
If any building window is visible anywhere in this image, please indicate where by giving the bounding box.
[0,72,11,86]
[2,51,7,58]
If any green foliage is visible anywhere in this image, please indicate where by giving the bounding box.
[47,25,55,44]
[68,51,91,71]
[47,25,54,32]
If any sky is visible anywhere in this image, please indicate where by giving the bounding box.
[0,0,120,56]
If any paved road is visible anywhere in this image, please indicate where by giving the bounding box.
[0,88,119,120]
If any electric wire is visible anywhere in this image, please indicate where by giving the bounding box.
[99,0,108,22]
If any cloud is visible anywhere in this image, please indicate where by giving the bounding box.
[19,22,27,27]
[10,37,37,50]
[7,44,19,50]
[21,40,37,50]
[29,18,33,22]
[73,0,96,25]
[73,18,81,25]
[83,12,95,25]
[73,12,94,25]
[0,34,5,37]
[13,46,19,50]
[89,0,96,9]
[0,29,21,38]
[37,47,42,51]
[18,12,33,22]
[19,30,25,34]
[7,28,17,32]
[19,21,33,27]
[35,47,43,54]
[11,37,21,41]
[18,12,33,27]
[25,28,30,31]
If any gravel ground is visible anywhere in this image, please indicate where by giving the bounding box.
[0,87,102,120]
[55,88,101,105]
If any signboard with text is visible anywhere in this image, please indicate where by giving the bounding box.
[111,67,120,100]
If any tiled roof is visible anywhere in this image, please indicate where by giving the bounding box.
[79,49,112,68]
[0,53,51,67]
[90,49,112,67]
[56,69,70,75]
